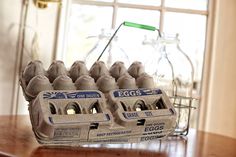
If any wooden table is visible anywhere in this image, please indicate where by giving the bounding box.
[0,115,236,157]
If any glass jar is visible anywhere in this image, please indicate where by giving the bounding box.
[84,29,130,68]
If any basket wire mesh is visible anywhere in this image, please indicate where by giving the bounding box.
[87,21,198,136]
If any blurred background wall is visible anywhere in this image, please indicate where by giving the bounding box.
[199,0,236,139]
[0,0,58,115]
[0,0,23,115]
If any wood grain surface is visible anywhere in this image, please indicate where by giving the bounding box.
[0,115,235,157]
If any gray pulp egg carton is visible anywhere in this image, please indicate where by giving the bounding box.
[20,60,177,145]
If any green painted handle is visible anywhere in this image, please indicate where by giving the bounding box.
[123,21,156,31]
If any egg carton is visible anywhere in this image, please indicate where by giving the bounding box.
[20,60,177,145]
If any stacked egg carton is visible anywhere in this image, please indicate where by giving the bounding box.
[20,60,177,145]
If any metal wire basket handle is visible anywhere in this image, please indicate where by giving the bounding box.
[96,21,161,61]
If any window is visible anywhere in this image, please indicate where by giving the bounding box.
[58,0,209,94]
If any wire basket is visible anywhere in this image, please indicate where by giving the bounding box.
[88,21,198,136]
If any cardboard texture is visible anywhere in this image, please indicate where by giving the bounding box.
[20,60,177,145]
